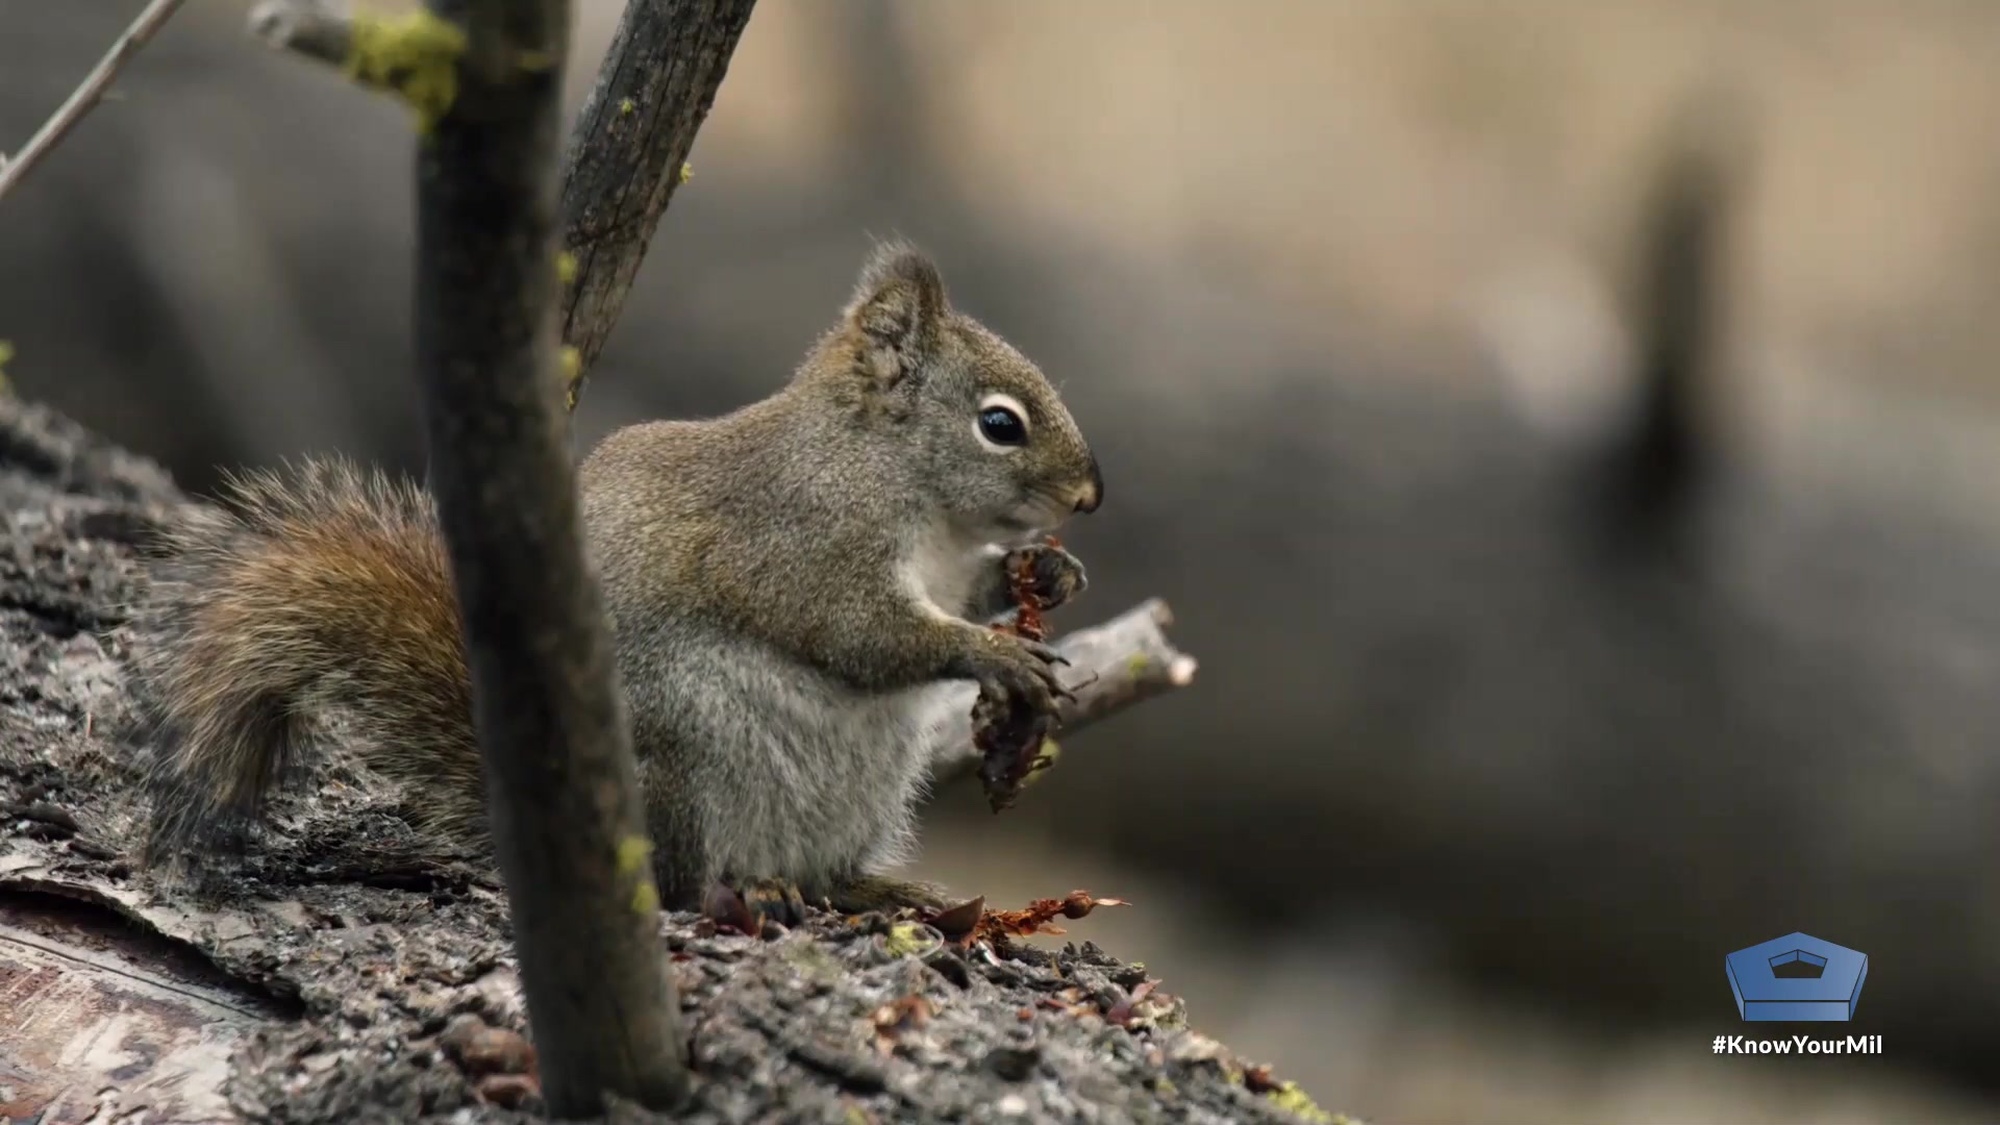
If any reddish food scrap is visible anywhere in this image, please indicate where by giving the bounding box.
[870,994,934,1055]
[699,882,758,936]
[474,1073,541,1109]
[927,895,985,940]
[1001,539,1058,642]
[972,696,1058,814]
[440,1016,538,1080]
[975,536,1068,811]
[924,888,1128,940]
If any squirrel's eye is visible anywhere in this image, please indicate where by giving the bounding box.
[974,393,1031,450]
[977,405,1028,448]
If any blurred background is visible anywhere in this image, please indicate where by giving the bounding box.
[8,2,2000,1121]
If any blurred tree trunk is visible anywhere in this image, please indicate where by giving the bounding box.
[410,0,689,1113]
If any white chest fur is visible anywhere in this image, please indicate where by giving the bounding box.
[897,520,1004,621]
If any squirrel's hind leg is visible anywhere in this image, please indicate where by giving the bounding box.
[697,873,951,929]
[825,873,952,914]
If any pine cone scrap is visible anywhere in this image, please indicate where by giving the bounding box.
[976,536,1064,812]
[926,889,1129,946]
[1003,543,1053,643]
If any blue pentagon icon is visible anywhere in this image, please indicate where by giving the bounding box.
[1726,933,1867,1021]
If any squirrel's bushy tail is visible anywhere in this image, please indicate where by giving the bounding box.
[132,459,484,860]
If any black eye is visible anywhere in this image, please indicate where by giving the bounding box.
[978,405,1028,447]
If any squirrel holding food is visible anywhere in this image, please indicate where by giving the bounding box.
[132,242,1101,923]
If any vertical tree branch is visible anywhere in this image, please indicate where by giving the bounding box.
[557,0,758,409]
[0,0,189,204]
[1582,87,1745,563]
[250,0,758,413]
[411,0,688,1114]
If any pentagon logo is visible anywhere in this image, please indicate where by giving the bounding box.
[1725,932,1867,1022]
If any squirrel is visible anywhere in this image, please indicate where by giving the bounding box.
[131,242,1102,922]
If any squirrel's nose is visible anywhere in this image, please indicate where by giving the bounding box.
[1074,456,1103,514]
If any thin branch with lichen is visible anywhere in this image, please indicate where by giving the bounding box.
[556,0,758,411]
[249,2,468,132]
[248,0,755,413]
[0,0,189,204]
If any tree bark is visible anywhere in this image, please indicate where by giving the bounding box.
[557,0,759,407]
[411,0,688,1115]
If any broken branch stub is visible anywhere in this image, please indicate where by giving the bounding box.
[933,598,1198,787]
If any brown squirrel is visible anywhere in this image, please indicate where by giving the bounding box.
[132,242,1101,920]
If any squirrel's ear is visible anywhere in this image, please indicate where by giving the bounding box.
[845,241,947,388]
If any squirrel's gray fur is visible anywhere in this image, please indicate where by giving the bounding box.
[132,242,1101,913]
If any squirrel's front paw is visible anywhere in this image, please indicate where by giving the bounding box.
[955,630,1073,716]
[1005,541,1088,612]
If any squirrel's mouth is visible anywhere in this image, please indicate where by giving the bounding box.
[1002,494,1076,536]
[986,509,1063,544]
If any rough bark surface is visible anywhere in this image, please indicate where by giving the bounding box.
[0,395,1341,1123]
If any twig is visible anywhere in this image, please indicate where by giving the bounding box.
[407,0,687,1114]
[0,0,188,204]
[557,0,759,409]
[247,0,353,68]
[248,1,470,130]
[929,599,1198,783]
